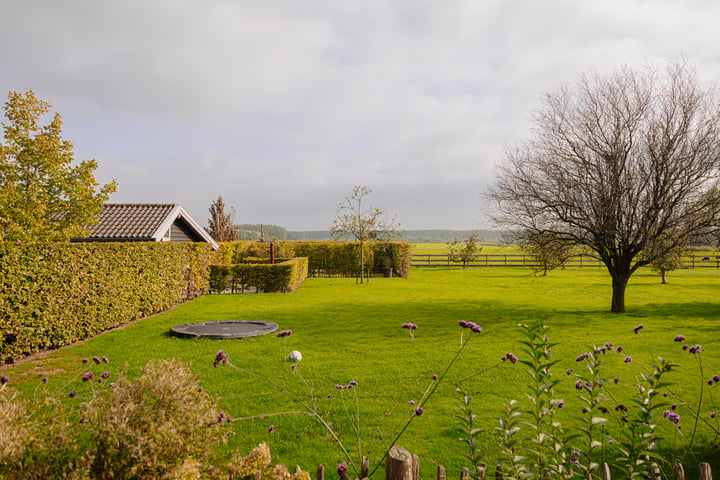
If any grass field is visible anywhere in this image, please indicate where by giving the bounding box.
[411,242,514,255]
[3,267,720,477]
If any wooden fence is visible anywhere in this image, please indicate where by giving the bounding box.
[411,253,720,269]
[314,446,713,480]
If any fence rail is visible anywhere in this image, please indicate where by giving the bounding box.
[319,446,713,480]
[411,253,720,269]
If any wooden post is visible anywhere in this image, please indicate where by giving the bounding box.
[479,462,487,479]
[437,465,446,480]
[699,463,712,480]
[460,467,470,480]
[601,463,611,480]
[316,464,325,480]
[385,446,414,480]
[412,455,419,480]
[494,464,503,479]
[361,456,369,479]
[674,463,685,480]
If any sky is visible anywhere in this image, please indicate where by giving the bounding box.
[2,1,720,230]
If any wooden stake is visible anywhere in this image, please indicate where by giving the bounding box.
[479,462,487,479]
[601,463,611,480]
[495,464,504,480]
[361,456,369,479]
[699,463,712,480]
[437,465,446,480]
[674,463,685,480]
[316,464,325,480]
[385,446,414,480]
[460,467,470,480]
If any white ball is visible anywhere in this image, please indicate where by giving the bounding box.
[289,350,302,362]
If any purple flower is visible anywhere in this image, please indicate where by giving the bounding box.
[671,403,677,410]
[624,356,632,363]
[337,462,348,476]
[349,380,358,386]
[402,323,418,330]
[276,329,293,338]
[608,439,614,444]
[470,324,483,333]
[82,372,94,382]
[571,457,580,465]
[42,377,48,383]
[575,380,583,390]
[326,394,332,398]
[102,356,109,363]
[633,324,644,334]
[566,369,573,375]
[662,410,680,424]
[213,350,229,367]
[345,384,354,389]
[575,353,589,362]
[682,344,688,350]
[82,358,89,364]
[0,375,9,385]
[109,382,115,389]
[616,346,623,353]
[500,355,507,362]
[93,356,101,365]
[689,344,702,354]
[79,417,89,425]
[334,384,344,389]
[711,412,717,419]
[614,377,620,384]
[431,374,438,380]
[198,386,203,393]
[714,375,720,383]
[458,321,482,333]
[269,424,275,433]
[506,352,518,364]
[291,364,297,373]
[674,335,685,342]
[557,401,565,409]
[584,381,593,390]
[408,400,416,405]
[68,390,77,398]
[414,407,424,416]
[100,371,110,379]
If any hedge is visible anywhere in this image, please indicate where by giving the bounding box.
[290,241,412,278]
[209,257,308,293]
[0,241,215,363]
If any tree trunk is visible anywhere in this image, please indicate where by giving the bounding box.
[610,273,629,313]
[661,269,667,284]
[360,241,365,284]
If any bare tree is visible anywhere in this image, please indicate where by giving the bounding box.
[489,63,720,312]
[330,186,399,283]
[206,195,238,242]
[512,230,573,276]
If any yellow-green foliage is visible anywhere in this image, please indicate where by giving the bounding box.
[0,242,216,363]
[210,257,308,293]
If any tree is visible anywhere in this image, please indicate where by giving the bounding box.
[0,90,116,241]
[206,195,238,242]
[647,235,685,284]
[330,186,400,283]
[513,229,573,276]
[489,63,720,312]
[447,231,482,268]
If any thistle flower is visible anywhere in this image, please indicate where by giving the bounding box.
[575,380,583,390]
[557,400,565,409]
[82,372,95,382]
[82,358,89,364]
[101,371,110,379]
[431,374,438,380]
[93,356,101,364]
[662,410,680,424]
[102,356,109,363]
[633,324,644,334]
[337,462,347,476]
[674,335,685,342]
[624,356,632,363]
[566,369,572,375]
[575,353,589,362]
[349,380,358,386]
[689,344,702,354]
[334,384,344,389]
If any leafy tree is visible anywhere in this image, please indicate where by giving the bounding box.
[0,90,116,241]
[330,186,399,283]
[647,236,685,284]
[513,229,573,276]
[447,231,481,268]
[206,195,238,242]
[489,63,720,312]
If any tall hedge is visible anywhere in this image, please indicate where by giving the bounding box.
[0,242,215,363]
[290,241,412,278]
[209,257,308,293]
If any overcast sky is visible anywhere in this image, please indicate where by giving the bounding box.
[2,1,720,230]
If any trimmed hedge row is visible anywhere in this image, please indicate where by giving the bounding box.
[0,242,215,363]
[209,257,309,293]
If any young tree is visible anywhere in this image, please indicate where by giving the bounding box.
[206,195,238,242]
[513,229,573,276]
[330,186,399,283]
[447,231,481,268]
[0,90,116,241]
[489,63,720,312]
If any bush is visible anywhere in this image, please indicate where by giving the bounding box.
[209,257,309,293]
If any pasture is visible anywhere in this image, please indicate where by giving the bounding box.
[3,266,720,477]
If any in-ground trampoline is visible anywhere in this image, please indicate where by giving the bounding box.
[170,320,279,339]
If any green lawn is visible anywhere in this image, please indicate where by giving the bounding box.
[4,267,720,477]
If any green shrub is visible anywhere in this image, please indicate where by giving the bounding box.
[210,258,308,293]
[0,242,216,363]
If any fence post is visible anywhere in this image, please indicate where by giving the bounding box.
[437,465,446,480]
[317,464,325,480]
[460,467,470,480]
[602,462,611,480]
[699,463,712,480]
[385,446,414,480]
[674,463,685,480]
[361,456,369,479]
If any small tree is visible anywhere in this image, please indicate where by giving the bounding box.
[206,195,238,242]
[330,186,399,283]
[513,229,573,276]
[447,231,481,268]
[648,236,685,284]
[0,90,116,241]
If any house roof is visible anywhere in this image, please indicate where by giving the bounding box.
[77,203,218,250]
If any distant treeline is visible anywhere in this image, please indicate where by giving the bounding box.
[236,225,505,243]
